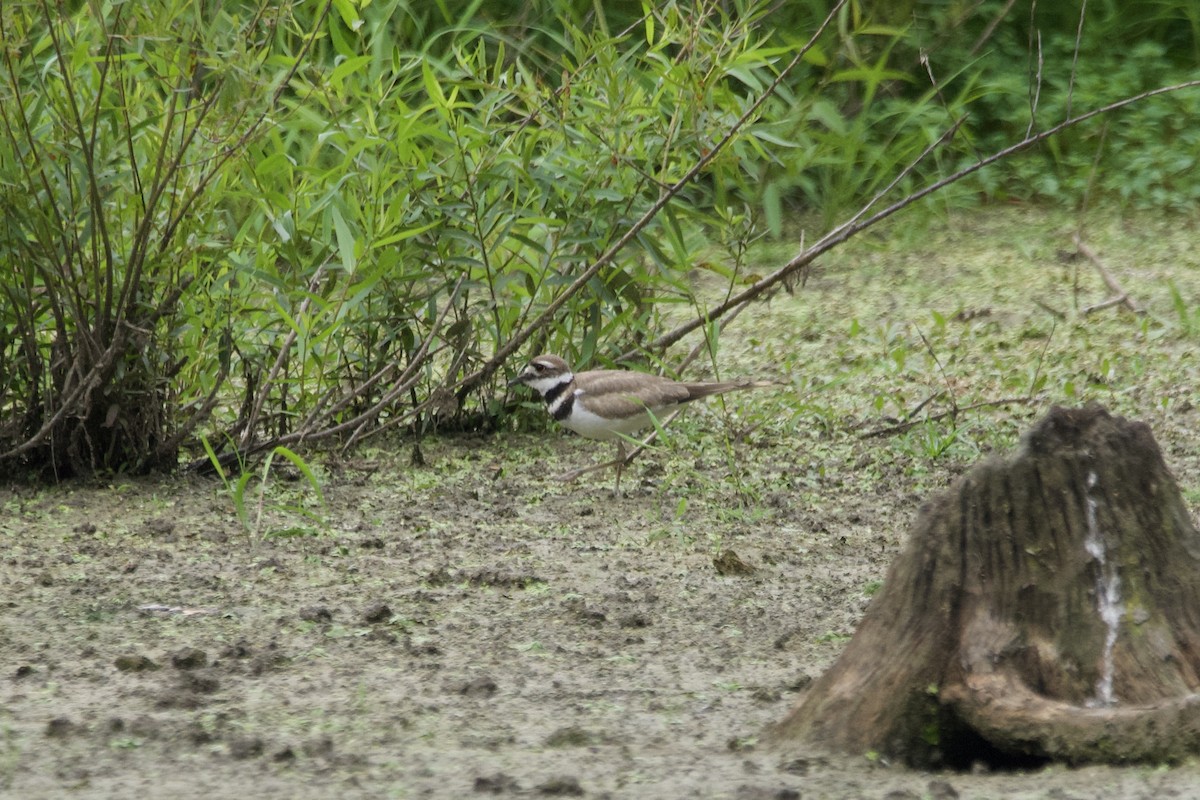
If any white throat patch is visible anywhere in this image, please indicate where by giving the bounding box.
[526,372,573,397]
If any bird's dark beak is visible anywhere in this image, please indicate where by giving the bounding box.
[507,372,526,388]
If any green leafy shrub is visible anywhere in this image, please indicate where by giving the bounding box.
[0,0,312,476]
[2,0,1195,482]
[0,0,798,477]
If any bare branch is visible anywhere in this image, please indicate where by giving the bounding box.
[859,396,1040,439]
[454,0,851,394]
[640,79,1200,356]
[1073,233,1144,314]
[969,0,1020,57]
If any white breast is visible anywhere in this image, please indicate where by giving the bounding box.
[560,392,653,440]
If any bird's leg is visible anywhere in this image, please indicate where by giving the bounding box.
[612,441,626,497]
[555,448,627,484]
[554,410,682,488]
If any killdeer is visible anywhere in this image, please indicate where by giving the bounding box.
[509,354,771,492]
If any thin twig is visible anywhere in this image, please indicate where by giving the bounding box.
[1027,319,1056,399]
[969,0,1020,57]
[454,0,850,396]
[1072,233,1144,314]
[638,78,1200,357]
[906,391,946,424]
[916,325,957,417]
[678,295,756,374]
[1081,295,1129,315]
[1026,15,1043,138]
[1033,298,1066,320]
[238,259,332,450]
[859,396,1040,439]
[1067,0,1088,120]
[556,410,682,483]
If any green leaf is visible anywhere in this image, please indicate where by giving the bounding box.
[331,205,358,274]
[271,446,327,509]
[749,129,800,148]
[642,2,655,45]
[330,55,371,90]
[762,181,782,238]
[331,0,363,31]
[372,220,441,248]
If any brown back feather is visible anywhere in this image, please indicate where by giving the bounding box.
[573,369,772,418]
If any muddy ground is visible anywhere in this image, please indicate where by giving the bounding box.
[5,208,1200,799]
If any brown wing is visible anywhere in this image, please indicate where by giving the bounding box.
[574,369,691,419]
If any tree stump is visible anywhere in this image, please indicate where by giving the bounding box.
[772,405,1200,767]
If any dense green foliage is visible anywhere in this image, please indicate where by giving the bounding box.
[0,0,1196,478]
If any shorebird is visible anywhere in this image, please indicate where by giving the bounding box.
[510,354,771,493]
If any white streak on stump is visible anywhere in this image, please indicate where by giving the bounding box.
[1084,470,1122,708]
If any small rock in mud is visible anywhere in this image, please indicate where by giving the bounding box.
[249,651,287,675]
[785,674,812,692]
[271,745,296,762]
[564,598,606,625]
[366,628,398,644]
[535,776,584,796]
[751,686,781,703]
[456,676,498,697]
[544,726,601,748]
[142,517,176,537]
[178,672,220,694]
[773,629,803,650]
[618,613,650,629]
[228,735,265,760]
[299,605,333,623]
[474,772,521,794]
[127,716,161,739]
[465,568,542,589]
[73,522,97,534]
[714,549,757,576]
[202,528,228,544]
[424,567,454,586]
[171,647,208,670]
[405,637,441,656]
[45,717,76,738]
[927,780,959,799]
[362,602,392,623]
[426,565,543,589]
[218,641,253,660]
[14,664,35,679]
[779,757,820,776]
[114,654,160,672]
[735,787,800,800]
[154,688,207,710]
[302,735,334,758]
[185,721,215,745]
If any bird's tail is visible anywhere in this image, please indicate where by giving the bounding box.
[682,379,778,401]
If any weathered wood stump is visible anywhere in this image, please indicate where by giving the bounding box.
[772,405,1200,767]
